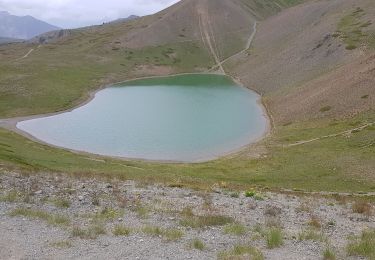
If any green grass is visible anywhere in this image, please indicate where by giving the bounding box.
[266,228,284,249]
[337,7,375,50]
[224,223,247,236]
[0,111,374,193]
[190,238,205,250]
[9,207,70,226]
[113,224,132,236]
[347,229,375,259]
[218,244,264,260]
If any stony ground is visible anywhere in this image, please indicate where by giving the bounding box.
[0,170,374,260]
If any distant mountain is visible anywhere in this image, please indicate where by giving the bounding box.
[0,36,22,44]
[110,15,139,24]
[0,11,60,39]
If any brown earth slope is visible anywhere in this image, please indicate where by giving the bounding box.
[226,0,375,124]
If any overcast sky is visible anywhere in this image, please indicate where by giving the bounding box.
[0,0,180,28]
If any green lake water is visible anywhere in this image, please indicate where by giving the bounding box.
[17,74,267,162]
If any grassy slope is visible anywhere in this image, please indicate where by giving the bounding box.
[1,111,374,192]
[0,0,374,193]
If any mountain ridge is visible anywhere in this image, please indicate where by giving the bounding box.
[0,10,60,39]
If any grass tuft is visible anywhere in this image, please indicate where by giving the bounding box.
[298,229,326,242]
[113,224,132,236]
[224,223,247,236]
[218,244,264,260]
[9,207,70,226]
[347,229,375,258]
[266,228,284,249]
[323,247,336,260]
[50,240,72,249]
[72,223,106,239]
[142,225,184,241]
[190,238,205,250]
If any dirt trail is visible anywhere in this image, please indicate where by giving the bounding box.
[197,1,225,74]
[16,48,34,60]
[285,122,374,147]
[208,21,257,72]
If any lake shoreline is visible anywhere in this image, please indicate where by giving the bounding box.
[0,72,271,164]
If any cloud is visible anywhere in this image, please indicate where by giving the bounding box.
[0,0,180,28]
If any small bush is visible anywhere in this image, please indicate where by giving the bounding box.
[113,225,132,236]
[320,106,332,112]
[224,223,247,236]
[218,245,264,260]
[347,229,375,258]
[266,228,284,249]
[190,239,205,250]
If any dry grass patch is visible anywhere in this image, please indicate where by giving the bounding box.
[72,223,106,239]
[308,215,322,229]
[298,229,326,242]
[50,197,71,208]
[94,207,123,221]
[323,247,336,260]
[142,225,184,241]
[190,238,205,250]
[218,244,264,260]
[352,201,373,217]
[224,223,247,236]
[113,224,132,236]
[50,240,73,249]
[9,207,70,227]
[0,190,26,203]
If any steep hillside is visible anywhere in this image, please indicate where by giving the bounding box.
[225,0,375,124]
[0,0,302,118]
[0,11,60,39]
